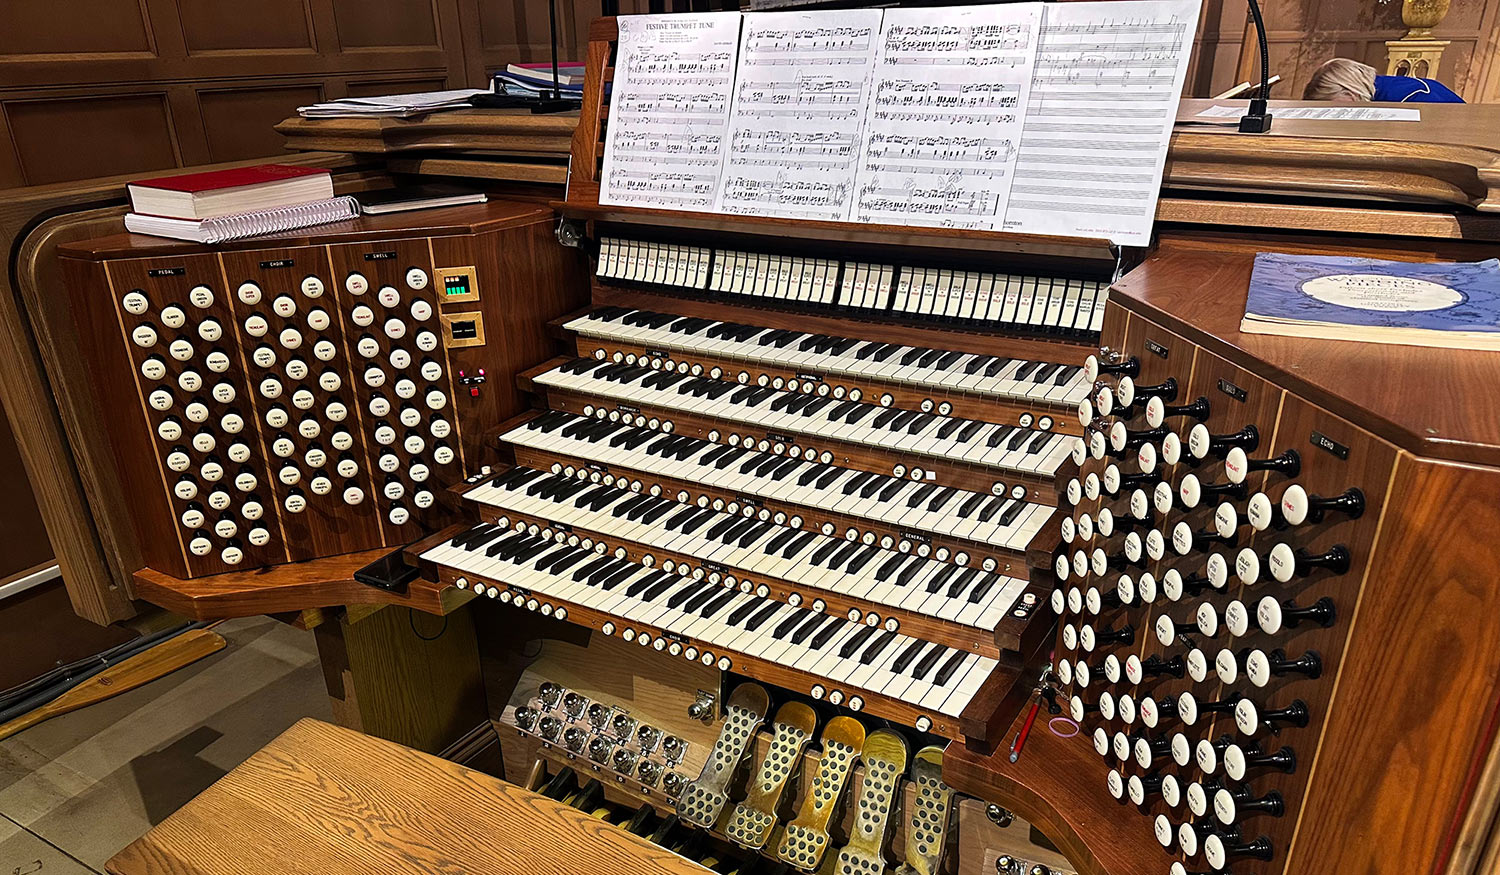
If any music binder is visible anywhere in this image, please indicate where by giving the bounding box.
[123,196,360,243]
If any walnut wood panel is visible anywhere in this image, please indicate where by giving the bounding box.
[460,477,1018,658]
[429,217,590,472]
[504,441,1053,569]
[0,0,497,186]
[105,718,715,875]
[197,85,327,163]
[0,409,53,581]
[59,200,555,260]
[1288,457,1500,875]
[6,94,181,186]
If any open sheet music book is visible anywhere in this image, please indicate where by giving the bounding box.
[598,1,1202,246]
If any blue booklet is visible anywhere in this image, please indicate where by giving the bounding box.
[1243,252,1500,349]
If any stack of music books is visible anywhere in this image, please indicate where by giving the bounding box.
[123,164,357,243]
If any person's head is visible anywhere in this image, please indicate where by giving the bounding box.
[1303,58,1377,102]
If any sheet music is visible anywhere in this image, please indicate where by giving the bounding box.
[1001,0,1201,245]
[1195,103,1421,122]
[599,13,742,212]
[715,10,882,221]
[852,4,1042,229]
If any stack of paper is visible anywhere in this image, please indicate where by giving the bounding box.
[297,89,488,119]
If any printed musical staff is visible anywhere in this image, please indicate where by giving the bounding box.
[598,3,1200,243]
[600,12,743,212]
[716,9,882,221]
[853,5,1041,229]
[999,0,1202,245]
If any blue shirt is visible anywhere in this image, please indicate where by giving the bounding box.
[1373,75,1464,103]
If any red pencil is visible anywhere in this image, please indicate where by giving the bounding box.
[1009,698,1041,762]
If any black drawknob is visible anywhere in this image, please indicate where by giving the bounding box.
[1208,834,1275,863]
[1261,700,1311,730]
[1141,654,1185,678]
[1189,423,1260,460]
[1093,624,1135,647]
[1281,596,1338,629]
[1281,485,1365,525]
[1221,786,1285,818]
[1229,744,1298,778]
[1227,447,1301,483]
[1265,649,1323,680]
[1087,353,1139,380]
[1149,395,1211,426]
[1110,423,1169,455]
[1129,376,1178,402]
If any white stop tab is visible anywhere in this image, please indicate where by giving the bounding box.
[1235,547,1261,584]
[1224,446,1250,483]
[1246,649,1272,687]
[1281,483,1311,525]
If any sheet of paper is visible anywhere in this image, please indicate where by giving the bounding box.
[599,13,742,212]
[852,4,1043,229]
[1000,0,1200,246]
[715,9,883,221]
[1195,103,1421,121]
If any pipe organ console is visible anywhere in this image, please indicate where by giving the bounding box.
[9,19,1500,875]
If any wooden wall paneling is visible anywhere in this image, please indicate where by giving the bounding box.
[196,84,326,163]
[0,399,53,580]
[0,0,156,58]
[344,74,456,97]
[176,0,316,54]
[0,109,22,189]
[3,92,181,185]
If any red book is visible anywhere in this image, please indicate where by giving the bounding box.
[127,164,334,220]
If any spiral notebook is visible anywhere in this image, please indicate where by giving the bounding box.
[123,196,360,243]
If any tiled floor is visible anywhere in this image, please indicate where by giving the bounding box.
[0,616,329,874]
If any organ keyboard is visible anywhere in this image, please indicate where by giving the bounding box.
[413,225,1108,745]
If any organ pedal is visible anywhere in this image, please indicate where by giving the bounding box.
[895,746,954,875]
[726,702,817,850]
[776,716,866,871]
[678,683,771,829]
[833,729,909,875]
